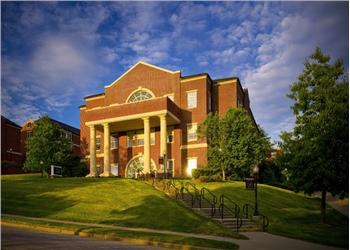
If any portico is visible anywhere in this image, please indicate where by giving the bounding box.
[84,99,180,177]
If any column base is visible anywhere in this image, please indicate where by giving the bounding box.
[85,173,97,178]
[99,172,112,177]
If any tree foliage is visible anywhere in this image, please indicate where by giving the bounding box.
[199,108,270,180]
[278,48,348,223]
[24,115,75,176]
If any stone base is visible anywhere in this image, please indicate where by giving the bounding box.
[99,172,112,177]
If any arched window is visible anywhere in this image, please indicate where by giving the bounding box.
[127,90,153,103]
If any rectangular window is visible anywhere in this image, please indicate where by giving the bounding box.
[167,159,174,177]
[96,164,101,175]
[187,158,197,176]
[96,136,101,151]
[64,131,72,142]
[111,163,118,176]
[151,128,155,145]
[187,124,198,142]
[111,134,118,149]
[27,131,33,138]
[187,91,197,109]
[167,127,174,143]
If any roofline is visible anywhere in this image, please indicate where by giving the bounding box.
[213,77,239,82]
[79,105,86,108]
[84,93,105,100]
[1,115,22,128]
[104,61,180,89]
[180,73,214,83]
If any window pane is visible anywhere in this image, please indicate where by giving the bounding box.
[187,91,197,108]
[128,90,153,103]
[187,124,197,141]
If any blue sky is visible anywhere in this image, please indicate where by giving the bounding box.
[2,1,348,142]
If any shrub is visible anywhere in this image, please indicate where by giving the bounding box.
[199,175,211,182]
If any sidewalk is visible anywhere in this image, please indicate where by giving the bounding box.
[2,214,345,250]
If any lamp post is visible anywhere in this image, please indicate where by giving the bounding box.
[40,160,44,178]
[253,165,259,216]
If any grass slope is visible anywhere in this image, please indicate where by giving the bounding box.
[1,174,237,238]
[195,181,348,248]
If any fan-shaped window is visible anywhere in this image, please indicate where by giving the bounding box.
[127,90,153,103]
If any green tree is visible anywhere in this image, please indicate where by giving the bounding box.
[24,115,73,177]
[200,108,270,180]
[279,48,348,223]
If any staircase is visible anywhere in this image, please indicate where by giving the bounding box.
[149,178,269,232]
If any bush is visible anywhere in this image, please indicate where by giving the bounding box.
[199,175,211,182]
[192,168,213,179]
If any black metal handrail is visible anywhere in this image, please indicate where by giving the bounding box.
[182,186,196,207]
[200,187,218,217]
[219,195,242,231]
[243,203,269,231]
[185,182,201,197]
[167,179,180,199]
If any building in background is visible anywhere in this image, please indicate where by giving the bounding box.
[80,61,257,178]
[1,115,23,165]
[21,117,81,163]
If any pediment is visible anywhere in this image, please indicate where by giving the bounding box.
[105,61,180,89]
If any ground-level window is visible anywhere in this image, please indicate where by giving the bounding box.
[111,133,118,149]
[96,136,101,151]
[187,124,198,142]
[111,163,118,176]
[96,164,101,175]
[167,159,174,177]
[187,158,197,176]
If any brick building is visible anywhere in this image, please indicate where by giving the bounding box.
[1,115,23,165]
[21,118,81,162]
[80,62,256,178]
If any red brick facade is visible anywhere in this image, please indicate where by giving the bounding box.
[21,118,81,163]
[1,116,23,165]
[80,62,256,178]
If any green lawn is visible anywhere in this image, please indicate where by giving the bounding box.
[1,174,238,239]
[2,215,239,249]
[194,181,349,248]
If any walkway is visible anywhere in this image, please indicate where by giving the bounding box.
[2,214,345,250]
[2,225,164,250]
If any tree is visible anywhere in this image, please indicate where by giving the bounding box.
[200,108,270,180]
[24,115,73,177]
[279,48,348,223]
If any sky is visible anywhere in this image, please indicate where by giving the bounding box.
[1,1,348,142]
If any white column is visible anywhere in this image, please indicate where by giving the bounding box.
[87,125,97,177]
[143,117,150,173]
[101,123,111,177]
[159,114,167,172]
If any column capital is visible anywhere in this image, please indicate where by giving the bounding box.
[102,123,109,128]
[159,114,167,120]
[88,124,95,129]
[142,116,150,122]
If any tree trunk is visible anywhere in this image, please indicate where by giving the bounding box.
[320,190,327,224]
[222,168,225,181]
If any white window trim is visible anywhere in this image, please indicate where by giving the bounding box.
[186,157,198,177]
[167,159,175,177]
[187,123,198,142]
[111,133,118,150]
[186,90,198,109]
[96,135,101,152]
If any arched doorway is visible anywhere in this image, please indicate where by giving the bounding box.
[125,155,156,178]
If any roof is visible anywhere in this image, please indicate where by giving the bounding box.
[181,73,214,83]
[213,77,239,82]
[1,115,21,129]
[84,93,105,100]
[48,118,80,135]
